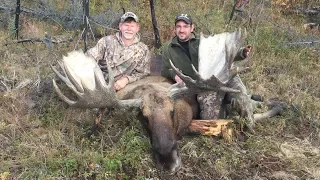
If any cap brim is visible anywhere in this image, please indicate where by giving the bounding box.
[121,17,138,23]
[175,18,191,24]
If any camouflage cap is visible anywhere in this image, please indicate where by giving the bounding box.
[175,13,192,24]
[120,12,139,23]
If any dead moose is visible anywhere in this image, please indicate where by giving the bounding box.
[51,29,283,172]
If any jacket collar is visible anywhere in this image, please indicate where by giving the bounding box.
[171,32,197,46]
[116,32,140,46]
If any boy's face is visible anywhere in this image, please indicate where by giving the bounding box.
[174,20,194,42]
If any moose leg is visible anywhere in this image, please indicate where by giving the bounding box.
[228,75,248,94]
[227,75,255,133]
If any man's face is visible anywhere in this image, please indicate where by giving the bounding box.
[174,20,194,42]
[119,20,140,40]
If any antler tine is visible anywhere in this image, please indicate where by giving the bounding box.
[169,59,196,84]
[51,64,69,86]
[230,66,250,78]
[93,66,109,90]
[52,78,77,106]
[169,60,206,99]
[105,57,115,89]
[168,82,190,99]
[219,86,240,93]
[170,59,209,89]
[51,64,83,97]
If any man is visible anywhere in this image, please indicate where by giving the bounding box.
[86,12,150,91]
[161,13,252,120]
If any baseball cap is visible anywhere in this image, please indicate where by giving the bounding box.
[175,13,192,24]
[120,12,139,23]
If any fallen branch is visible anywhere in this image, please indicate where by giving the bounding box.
[189,119,233,136]
[0,6,70,21]
[283,40,320,46]
[189,119,233,142]
[4,36,72,46]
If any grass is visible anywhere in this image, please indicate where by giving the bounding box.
[1,0,320,179]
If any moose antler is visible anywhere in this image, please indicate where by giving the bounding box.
[169,28,248,99]
[51,50,141,109]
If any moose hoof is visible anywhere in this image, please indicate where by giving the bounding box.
[251,94,263,102]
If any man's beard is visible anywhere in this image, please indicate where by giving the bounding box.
[123,32,135,40]
[177,33,189,42]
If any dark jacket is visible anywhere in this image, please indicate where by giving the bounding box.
[161,33,245,81]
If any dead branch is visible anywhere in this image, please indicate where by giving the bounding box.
[189,119,233,136]
[0,6,63,20]
[283,40,320,46]
[4,36,73,46]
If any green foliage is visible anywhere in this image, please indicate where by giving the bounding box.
[46,158,78,176]
[39,99,66,127]
[6,16,16,39]
[102,130,151,175]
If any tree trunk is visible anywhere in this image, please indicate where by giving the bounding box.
[149,0,161,49]
[14,0,20,39]
[83,0,89,52]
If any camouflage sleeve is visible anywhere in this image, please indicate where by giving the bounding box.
[85,37,107,62]
[161,44,175,81]
[127,45,151,83]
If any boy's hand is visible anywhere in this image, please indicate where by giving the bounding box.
[243,45,252,58]
[174,75,182,83]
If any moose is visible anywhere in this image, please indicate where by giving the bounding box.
[51,29,283,173]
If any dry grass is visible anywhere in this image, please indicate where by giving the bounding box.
[1,0,320,179]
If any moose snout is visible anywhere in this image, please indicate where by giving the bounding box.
[155,151,181,173]
[153,142,182,173]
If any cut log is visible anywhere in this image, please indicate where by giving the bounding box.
[189,119,233,136]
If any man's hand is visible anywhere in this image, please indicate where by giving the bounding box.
[243,45,252,58]
[174,75,183,83]
[114,77,129,91]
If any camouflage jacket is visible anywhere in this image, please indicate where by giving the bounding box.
[86,32,150,83]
